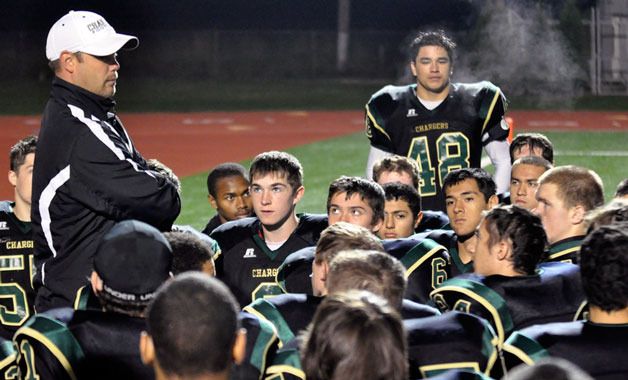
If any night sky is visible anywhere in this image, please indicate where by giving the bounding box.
[3,0,494,32]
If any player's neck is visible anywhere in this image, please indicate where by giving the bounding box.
[588,306,628,325]
[457,235,475,264]
[551,228,586,246]
[262,213,299,244]
[12,197,31,222]
[415,84,449,102]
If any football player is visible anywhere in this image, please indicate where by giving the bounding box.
[430,206,585,348]
[210,151,326,307]
[0,135,36,339]
[509,132,554,164]
[535,165,604,263]
[417,168,498,277]
[373,155,449,232]
[509,156,552,211]
[365,30,510,212]
[301,291,408,380]
[202,162,253,235]
[379,182,423,240]
[502,223,628,378]
[13,220,172,379]
[280,176,449,303]
[141,273,247,380]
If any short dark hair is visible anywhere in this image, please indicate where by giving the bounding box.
[383,182,422,216]
[314,222,383,264]
[511,155,553,172]
[482,205,547,275]
[301,290,408,380]
[206,162,249,198]
[164,231,215,275]
[327,176,385,226]
[327,249,407,310]
[538,166,604,211]
[585,200,628,234]
[615,178,628,198]
[408,30,456,64]
[443,168,496,203]
[10,135,37,171]
[509,133,554,164]
[250,151,303,191]
[146,273,240,377]
[372,156,420,190]
[580,223,628,312]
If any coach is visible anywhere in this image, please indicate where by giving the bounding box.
[32,11,181,311]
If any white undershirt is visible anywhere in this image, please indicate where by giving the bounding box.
[266,239,287,251]
[417,97,444,110]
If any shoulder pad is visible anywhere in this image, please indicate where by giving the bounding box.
[367,85,413,116]
[0,201,11,213]
[210,217,258,251]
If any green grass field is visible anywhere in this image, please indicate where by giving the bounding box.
[176,130,628,230]
[3,78,628,114]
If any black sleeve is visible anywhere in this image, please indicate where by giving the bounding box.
[478,82,509,145]
[70,131,181,231]
[365,86,398,152]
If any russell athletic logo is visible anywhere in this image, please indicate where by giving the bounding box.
[243,248,257,258]
[0,222,8,231]
[407,109,417,117]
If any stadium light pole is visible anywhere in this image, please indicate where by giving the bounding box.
[337,0,350,73]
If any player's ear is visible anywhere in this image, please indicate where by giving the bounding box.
[90,271,103,293]
[496,239,512,261]
[139,331,155,366]
[371,217,384,234]
[292,185,305,205]
[232,328,247,365]
[208,194,218,209]
[570,204,586,226]
[8,171,17,187]
[487,194,499,210]
[410,60,417,77]
[414,211,424,229]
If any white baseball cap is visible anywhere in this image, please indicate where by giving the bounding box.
[46,10,139,61]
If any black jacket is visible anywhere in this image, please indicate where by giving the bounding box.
[32,77,180,311]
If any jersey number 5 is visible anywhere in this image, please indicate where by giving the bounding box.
[408,132,470,196]
[0,256,32,327]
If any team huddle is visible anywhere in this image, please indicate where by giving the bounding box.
[0,9,626,380]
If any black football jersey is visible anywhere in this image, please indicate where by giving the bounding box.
[545,235,583,265]
[210,214,327,307]
[0,201,35,339]
[0,337,17,379]
[13,308,153,380]
[366,82,508,211]
[276,246,316,295]
[430,262,585,346]
[503,321,628,380]
[417,229,473,277]
[416,210,451,233]
[244,293,322,347]
[231,311,279,380]
[264,338,304,380]
[201,214,222,236]
[405,311,499,379]
[384,237,450,304]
